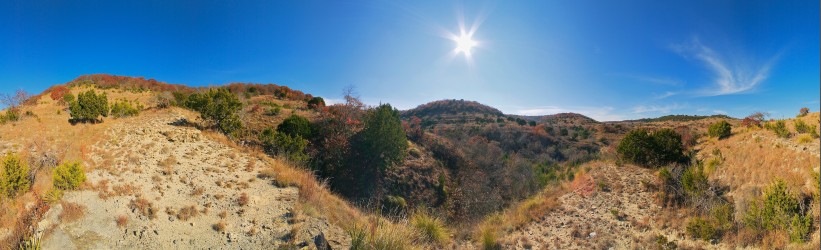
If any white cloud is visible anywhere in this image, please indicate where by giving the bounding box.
[515,106,625,122]
[653,91,678,99]
[323,98,346,105]
[672,37,779,96]
[631,103,687,114]
[713,110,727,115]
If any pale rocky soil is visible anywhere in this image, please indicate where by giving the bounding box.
[500,164,728,250]
[35,110,349,249]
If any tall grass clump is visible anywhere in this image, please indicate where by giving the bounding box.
[410,210,449,244]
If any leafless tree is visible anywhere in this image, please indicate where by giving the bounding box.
[1,89,30,109]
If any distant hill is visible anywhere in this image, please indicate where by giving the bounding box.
[401,99,504,118]
[626,114,735,123]
[538,113,599,124]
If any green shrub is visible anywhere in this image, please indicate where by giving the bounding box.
[764,120,790,138]
[185,88,243,135]
[307,97,325,109]
[708,120,732,139]
[743,179,811,242]
[356,104,408,172]
[793,119,817,136]
[411,211,449,244]
[62,92,75,105]
[110,99,143,118]
[53,162,86,190]
[0,108,20,124]
[686,217,717,241]
[277,114,312,138]
[69,90,109,123]
[617,128,684,168]
[1,153,30,198]
[259,128,308,163]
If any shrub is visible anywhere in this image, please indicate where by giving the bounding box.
[277,114,312,138]
[686,217,717,241]
[356,104,408,172]
[109,99,143,118]
[49,86,70,102]
[53,162,86,190]
[793,119,816,135]
[259,128,308,163]
[411,210,449,244]
[1,153,30,198]
[62,93,75,105]
[764,120,790,138]
[741,112,766,128]
[307,96,325,109]
[1,108,21,124]
[152,92,172,109]
[798,107,809,117]
[185,88,243,135]
[743,179,811,243]
[69,90,109,123]
[708,120,732,139]
[617,128,684,168]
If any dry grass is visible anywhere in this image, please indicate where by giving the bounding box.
[129,197,157,220]
[237,192,249,206]
[212,221,227,232]
[59,201,86,223]
[159,155,176,176]
[177,205,199,221]
[116,215,128,228]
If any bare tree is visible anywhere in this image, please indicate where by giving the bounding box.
[1,89,30,109]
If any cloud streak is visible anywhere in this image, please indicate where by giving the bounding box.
[672,38,778,96]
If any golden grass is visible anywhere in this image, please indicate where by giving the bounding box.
[58,201,85,223]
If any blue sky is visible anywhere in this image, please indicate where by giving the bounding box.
[0,0,817,121]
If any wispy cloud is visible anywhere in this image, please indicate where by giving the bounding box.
[653,91,678,99]
[672,37,779,96]
[713,110,727,115]
[631,103,687,114]
[515,106,624,122]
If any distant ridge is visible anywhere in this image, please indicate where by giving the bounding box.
[626,114,735,122]
[402,99,504,118]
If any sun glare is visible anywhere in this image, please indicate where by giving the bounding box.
[454,32,477,56]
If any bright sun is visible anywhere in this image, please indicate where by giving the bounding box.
[454,33,477,56]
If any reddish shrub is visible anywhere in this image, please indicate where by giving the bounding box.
[49,86,70,101]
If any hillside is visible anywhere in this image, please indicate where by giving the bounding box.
[0,75,817,249]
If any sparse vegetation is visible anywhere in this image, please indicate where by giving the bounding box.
[109,99,143,118]
[1,153,30,198]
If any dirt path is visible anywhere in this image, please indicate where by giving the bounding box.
[37,110,348,249]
